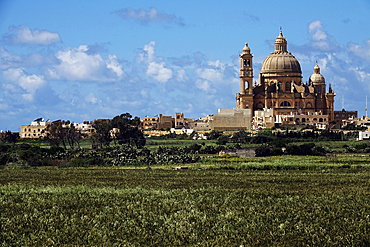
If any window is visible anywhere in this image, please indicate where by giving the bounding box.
[306,102,313,108]
[313,118,317,121]
[273,102,276,106]
[280,101,291,107]
[247,59,250,66]
[319,118,323,122]
[286,81,291,91]
[246,104,249,109]
[278,81,283,92]
[295,102,297,107]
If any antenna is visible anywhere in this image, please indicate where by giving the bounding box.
[366,95,368,119]
[342,95,344,110]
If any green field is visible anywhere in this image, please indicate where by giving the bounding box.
[1,165,370,246]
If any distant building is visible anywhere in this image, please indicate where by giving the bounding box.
[141,114,174,130]
[20,118,51,138]
[252,108,274,129]
[209,109,251,130]
[276,111,329,130]
[358,131,370,141]
[334,109,358,124]
[175,113,194,128]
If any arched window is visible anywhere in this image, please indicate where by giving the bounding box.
[319,118,323,122]
[243,60,247,67]
[306,102,313,108]
[302,118,306,122]
[278,81,283,92]
[247,59,250,66]
[245,104,249,109]
[280,101,291,107]
[313,118,317,121]
[256,102,265,109]
[286,81,291,91]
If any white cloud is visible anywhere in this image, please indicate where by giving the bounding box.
[147,62,173,83]
[0,46,23,69]
[347,39,370,62]
[137,41,173,83]
[3,25,62,45]
[306,20,339,52]
[196,79,215,93]
[195,60,227,83]
[47,45,123,82]
[106,54,124,77]
[85,93,99,104]
[115,7,185,26]
[177,69,187,82]
[3,68,45,100]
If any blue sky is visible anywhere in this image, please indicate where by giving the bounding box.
[1,0,370,131]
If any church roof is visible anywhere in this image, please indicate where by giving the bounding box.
[260,31,302,75]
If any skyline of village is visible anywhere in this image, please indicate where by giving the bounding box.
[1,1,370,131]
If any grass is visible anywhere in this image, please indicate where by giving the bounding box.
[1,167,370,246]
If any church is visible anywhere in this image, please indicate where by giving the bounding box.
[236,30,336,124]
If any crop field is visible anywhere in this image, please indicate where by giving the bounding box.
[1,163,370,246]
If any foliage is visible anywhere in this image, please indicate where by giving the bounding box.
[1,169,370,246]
[255,144,283,157]
[43,120,82,149]
[0,130,19,143]
[111,113,145,148]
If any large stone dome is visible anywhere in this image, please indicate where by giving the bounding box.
[260,30,302,75]
[261,51,302,74]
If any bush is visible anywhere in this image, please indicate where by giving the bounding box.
[255,145,282,157]
[216,136,229,145]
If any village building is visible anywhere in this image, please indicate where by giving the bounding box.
[276,111,329,130]
[334,109,358,124]
[209,109,251,130]
[141,114,174,130]
[20,118,51,138]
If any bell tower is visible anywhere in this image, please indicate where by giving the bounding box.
[236,42,254,110]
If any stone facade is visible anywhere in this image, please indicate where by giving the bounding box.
[276,111,329,130]
[334,109,358,123]
[20,119,51,138]
[141,114,174,130]
[209,109,251,130]
[236,31,335,122]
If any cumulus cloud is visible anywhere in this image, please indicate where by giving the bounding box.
[2,25,62,45]
[115,7,185,26]
[307,20,339,52]
[347,39,370,63]
[0,46,22,69]
[137,41,173,83]
[3,68,45,100]
[47,45,124,82]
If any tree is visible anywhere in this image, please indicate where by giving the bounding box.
[44,120,67,149]
[111,113,145,148]
[91,119,112,148]
[0,131,19,143]
[44,120,82,149]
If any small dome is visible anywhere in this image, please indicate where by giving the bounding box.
[261,52,302,74]
[309,63,325,85]
[242,42,250,54]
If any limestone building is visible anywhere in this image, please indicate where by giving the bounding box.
[209,109,251,130]
[236,31,335,122]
